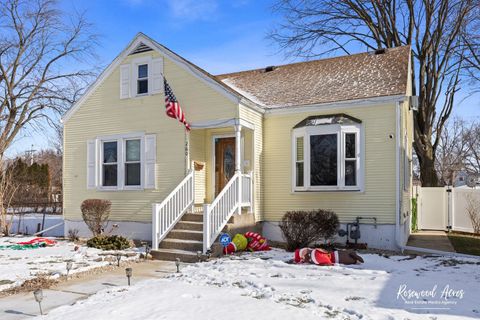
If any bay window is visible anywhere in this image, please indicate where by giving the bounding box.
[293,114,363,191]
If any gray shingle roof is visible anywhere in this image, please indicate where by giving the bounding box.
[216,46,410,109]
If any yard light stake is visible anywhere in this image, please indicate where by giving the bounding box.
[66,261,73,279]
[175,258,181,273]
[33,289,43,315]
[145,244,151,260]
[116,253,122,267]
[125,267,132,286]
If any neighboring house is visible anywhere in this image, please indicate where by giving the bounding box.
[62,33,413,258]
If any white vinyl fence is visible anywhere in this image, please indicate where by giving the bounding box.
[415,186,480,233]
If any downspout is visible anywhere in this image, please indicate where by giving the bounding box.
[395,101,403,250]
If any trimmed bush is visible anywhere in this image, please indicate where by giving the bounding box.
[86,235,131,250]
[279,209,339,251]
[81,199,112,236]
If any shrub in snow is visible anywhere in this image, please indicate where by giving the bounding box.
[81,199,111,236]
[67,228,80,241]
[280,210,339,251]
[86,235,131,250]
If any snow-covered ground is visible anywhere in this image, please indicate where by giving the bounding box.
[0,236,140,292]
[36,249,479,319]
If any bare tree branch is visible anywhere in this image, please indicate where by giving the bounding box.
[270,0,480,186]
[0,0,98,160]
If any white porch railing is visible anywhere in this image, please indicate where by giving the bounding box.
[203,171,253,253]
[152,170,194,250]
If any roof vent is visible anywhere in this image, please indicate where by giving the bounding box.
[374,48,386,55]
[129,42,153,55]
[264,65,276,73]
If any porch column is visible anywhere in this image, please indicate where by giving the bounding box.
[234,124,242,172]
[235,124,242,215]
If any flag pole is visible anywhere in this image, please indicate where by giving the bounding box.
[185,128,190,174]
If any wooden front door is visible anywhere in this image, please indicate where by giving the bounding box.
[215,137,236,195]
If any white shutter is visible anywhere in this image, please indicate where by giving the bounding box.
[120,64,131,99]
[150,58,163,95]
[144,134,157,189]
[87,139,97,189]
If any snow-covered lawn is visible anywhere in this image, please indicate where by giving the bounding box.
[0,236,140,293]
[37,249,479,319]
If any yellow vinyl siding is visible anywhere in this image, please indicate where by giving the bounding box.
[263,104,397,224]
[239,105,264,221]
[64,51,237,222]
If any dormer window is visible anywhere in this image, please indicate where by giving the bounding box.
[137,64,148,94]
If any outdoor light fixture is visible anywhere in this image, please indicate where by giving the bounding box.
[175,258,181,273]
[116,253,122,267]
[145,244,151,260]
[125,267,132,286]
[206,250,212,260]
[33,289,43,315]
[197,251,202,262]
[66,261,73,278]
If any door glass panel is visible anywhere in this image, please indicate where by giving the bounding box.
[310,134,337,186]
[223,144,235,181]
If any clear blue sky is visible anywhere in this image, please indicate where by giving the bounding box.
[7,0,479,157]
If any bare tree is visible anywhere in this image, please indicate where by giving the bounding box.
[435,118,470,185]
[270,0,480,186]
[0,0,97,161]
[464,121,480,175]
[0,160,20,235]
[465,193,480,234]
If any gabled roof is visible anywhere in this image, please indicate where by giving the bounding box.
[62,33,252,123]
[63,33,410,122]
[216,46,411,109]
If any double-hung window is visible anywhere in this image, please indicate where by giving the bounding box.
[100,135,143,189]
[293,114,363,191]
[137,64,148,95]
[125,139,141,186]
[102,141,118,187]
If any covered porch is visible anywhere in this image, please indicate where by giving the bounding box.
[151,116,259,254]
[188,118,256,207]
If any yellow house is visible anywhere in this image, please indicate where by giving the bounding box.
[62,33,413,260]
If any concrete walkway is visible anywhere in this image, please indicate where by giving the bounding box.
[0,260,177,320]
[406,230,456,253]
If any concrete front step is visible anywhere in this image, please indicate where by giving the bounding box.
[182,212,234,224]
[174,221,203,231]
[159,238,203,252]
[182,213,204,222]
[151,248,199,263]
[167,229,203,242]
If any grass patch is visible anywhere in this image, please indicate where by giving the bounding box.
[448,234,480,256]
[411,198,418,232]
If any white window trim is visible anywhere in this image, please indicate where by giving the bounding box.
[97,132,145,191]
[131,56,152,97]
[292,124,364,192]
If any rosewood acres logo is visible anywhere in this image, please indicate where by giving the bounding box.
[397,284,465,309]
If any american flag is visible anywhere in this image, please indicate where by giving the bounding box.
[164,78,190,131]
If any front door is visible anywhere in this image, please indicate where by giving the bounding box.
[215,137,236,195]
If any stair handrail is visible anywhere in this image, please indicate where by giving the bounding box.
[152,169,194,250]
[204,171,248,253]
